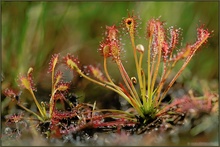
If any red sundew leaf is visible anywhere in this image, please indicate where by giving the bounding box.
[123,12,139,37]
[147,18,165,38]
[63,54,80,70]
[171,26,210,62]
[92,119,136,128]
[19,76,31,90]
[27,67,37,92]
[197,26,210,41]
[51,109,78,120]
[19,75,36,92]
[168,27,181,50]
[162,41,169,62]
[54,70,63,86]
[50,119,62,138]
[3,88,19,101]
[55,70,63,78]
[106,25,119,41]
[18,68,36,92]
[56,82,70,91]
[48,54,59,73]
[99,25,121,59]
[158,94,214,116]
[52,93,66,102]
[171,44,191,61]
[147,18,156,38]
[99,42,112,58]
[110,41,121,60]
[191,27,210,51]
[88,65,107,82]
[4,88,16,98]
[5,113,24,124]
[147,18,166,58]
[156,95,192,116]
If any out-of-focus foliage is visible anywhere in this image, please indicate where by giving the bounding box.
[1,2,132,87]
[2,1,218,98]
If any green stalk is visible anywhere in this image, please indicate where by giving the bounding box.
[49,89,57,118]
[161,34,209,100]
[154,60,178,107]
[146,36,153,111]
[29,89,47,120]
[75,68,145,118]
[129,34,144,104]
[89,109,137,122]
[103,57,130,96]
[103,57,114,85]
[93,109,135,117]
[151,40,162,102]
[154,66,167,107]
[116,60,141,104]
[138,52,147,107]
[51,67,55,94]
[161,28,209,98]
[17,103,44,122]
[142,68,147,108]
[76,68,131,103]
[161,54,193,99]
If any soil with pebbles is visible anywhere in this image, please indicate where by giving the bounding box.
[1,93,218,146]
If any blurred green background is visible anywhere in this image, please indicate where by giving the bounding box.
[2,2,218,108]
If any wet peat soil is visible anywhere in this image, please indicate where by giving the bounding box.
[1,91,218,146]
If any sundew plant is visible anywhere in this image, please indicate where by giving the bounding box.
[3,12,211,125]
[64,12,210,121]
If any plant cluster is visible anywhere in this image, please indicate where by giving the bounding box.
[63,13,210,120]
[3,12,214,141]
[3,54,136,139]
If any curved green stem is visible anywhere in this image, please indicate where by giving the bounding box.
[103,57,114,85]
[161,54,192,99]
[116,60,140,104]
[17,102,44,122]
[28,89,47,120]
[151,43,162,100]
[49,89,58,118]
[138,53,147,107]
[93,109,136,117]
[154,60,178,107]
[103,57,126,93]
[51,69,55,94]
[75,67,144,117]
[147,36,152,110]
[130,35,144,102]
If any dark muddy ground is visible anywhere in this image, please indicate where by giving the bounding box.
[1,92,218,146]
